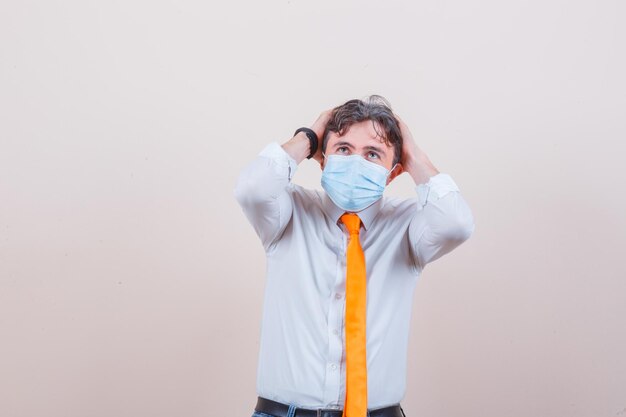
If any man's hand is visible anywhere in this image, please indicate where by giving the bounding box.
[394,114,440,185]
[281,109,334,165]
[310,109,333,165]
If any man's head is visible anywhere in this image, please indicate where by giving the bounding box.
[321,95,403,184]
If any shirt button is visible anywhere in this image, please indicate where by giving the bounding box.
[330,363,337,370]
[335,293,343,299]
[333,329,339,335]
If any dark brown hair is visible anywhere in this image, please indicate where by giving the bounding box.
[322,95,403,166]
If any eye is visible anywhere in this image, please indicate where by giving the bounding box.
[367,151,379,160]
[337,146,349,154]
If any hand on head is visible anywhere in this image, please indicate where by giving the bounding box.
[309,108,334,165]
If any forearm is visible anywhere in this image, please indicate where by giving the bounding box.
[394,113,440,186]
[234,152,292,206]
[281,132,311,165]
[404,148,440,186]
[234,143,296,250]
[408,174,475,268]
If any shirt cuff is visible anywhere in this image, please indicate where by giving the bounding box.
[259,142,299,181]
[415,173,461,210]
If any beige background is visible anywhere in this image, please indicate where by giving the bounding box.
[1,1,625,416]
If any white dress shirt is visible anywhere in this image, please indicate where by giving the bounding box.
[234,142,475,410]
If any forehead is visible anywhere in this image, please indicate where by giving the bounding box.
[327,120,391,149]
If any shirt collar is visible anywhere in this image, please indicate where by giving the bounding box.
[321,192,383,231]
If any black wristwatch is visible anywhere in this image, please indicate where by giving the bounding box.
[294,127,319,159]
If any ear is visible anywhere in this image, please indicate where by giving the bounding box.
[386,163,403,185]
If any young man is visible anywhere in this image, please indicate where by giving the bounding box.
[235,96,475,417]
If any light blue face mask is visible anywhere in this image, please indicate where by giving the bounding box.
[321,154,396,212]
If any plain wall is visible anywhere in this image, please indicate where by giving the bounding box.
[1,1,625,416]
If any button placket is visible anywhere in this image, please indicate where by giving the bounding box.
[322,228,347,406]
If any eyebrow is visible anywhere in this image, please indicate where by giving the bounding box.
[334,141,387,156]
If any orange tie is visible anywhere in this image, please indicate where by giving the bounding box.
[340,213,368,417]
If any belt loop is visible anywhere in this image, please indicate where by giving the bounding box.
[287,404,296,417]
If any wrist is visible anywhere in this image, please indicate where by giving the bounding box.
[294,127,319,159]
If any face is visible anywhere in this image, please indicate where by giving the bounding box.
[322,120,402,185]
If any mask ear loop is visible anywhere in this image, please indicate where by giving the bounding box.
[387,163,399,178]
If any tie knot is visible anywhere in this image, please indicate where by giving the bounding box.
[340,213,362,235]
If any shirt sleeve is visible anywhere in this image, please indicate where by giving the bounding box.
[407,173,475,270]
[233,142,298,252]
